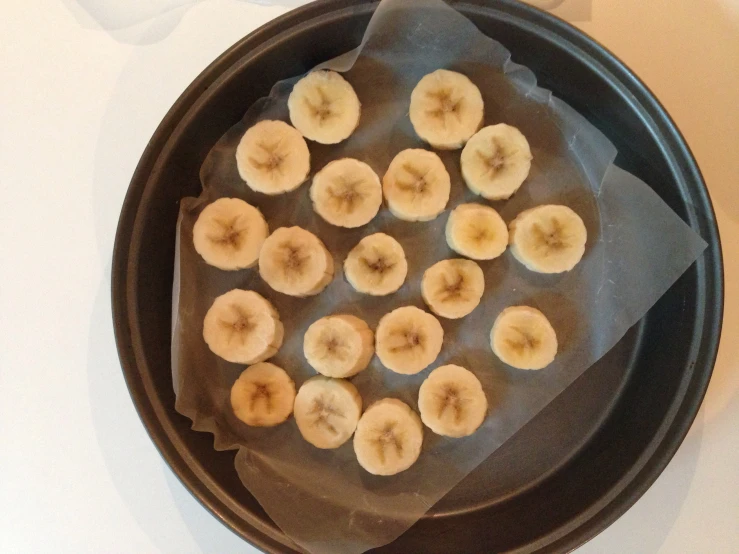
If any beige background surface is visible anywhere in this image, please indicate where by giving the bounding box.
[1,0,737,552]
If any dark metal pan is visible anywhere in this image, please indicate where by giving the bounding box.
[111,1,723,551]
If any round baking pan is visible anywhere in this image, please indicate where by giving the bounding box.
[111,1,723,552]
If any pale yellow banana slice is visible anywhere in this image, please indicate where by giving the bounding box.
[375,306,444,375]
[382,149,450,221]
[418,364,487,438]
[409,69,484,150]
[461,123,533,200]
[491,306,557,370]
[353,398,423,476]
[303,314,374,378]
[203,289,284,364]
[310,158,382,228]
[421,259,485,319]
[288,70,361,144]
[258,227,334,297]
[294,376,362,449]
[445,203,508,260]
[235,120,310,195]
[231,362,295,427]
[343,233,408,296]
[192,198,268,270]
[509,204,587,273]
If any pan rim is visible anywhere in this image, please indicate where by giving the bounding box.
[111,1,724,552]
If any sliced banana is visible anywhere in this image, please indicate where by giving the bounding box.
[192,198,268,270]
[509,204,587,273]
[353,398,423,476]
[409,69,484,150]
[258,227,334,297]
[491,306,558,370]
[421,259,485,319]
[418,364,487,438]
[382,149,451,221]
[461,124,533,200]
[375,306,444,375]
[203,289,284,364]
[288,70,361,144]
[294,376,362,449]
[303,315,374,378]
[343,233,408,296]
[235,120,310,195]
[230,362,296,427]
[310,158,382,228]
[445,203,508,261]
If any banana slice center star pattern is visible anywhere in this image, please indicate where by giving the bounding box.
[327,178,365,213]
[531,218,568,251]
[207,216,244,249]
[373,422,404,464]
[249,382,274,412]
[425,89,464,125]
[434,385,470,423]
[307,396,346,435]
[397,164,431,197]
[218,306,255,345]
[278,242,310,279]
[478,138,513,176]
[506,326,541,354]
[249,141,286,173]
[303,87,335,125]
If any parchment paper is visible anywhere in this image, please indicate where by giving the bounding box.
[171,0,707,552]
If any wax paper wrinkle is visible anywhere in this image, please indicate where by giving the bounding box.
[171,1,706,553]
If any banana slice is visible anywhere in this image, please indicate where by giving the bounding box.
[375,306,444,375]
[445,203,508,261]
[509,204,587,273]
[310,158,382,228]
[421,259,485,319]
[288,70,361,144]
[418,364,487,438]
[203,289,284,364]
[353,398,424,476]
[192,198,269,270]
[303,315,374,378]
[343,233,408,296]
[231,362,296,427]
[235,120,310,195]
[491,306,558,370]
[294,376,362,449]
[409,69,484,150]
[382,149,451,221]
[461,124,533,200]
[258,227,334,297]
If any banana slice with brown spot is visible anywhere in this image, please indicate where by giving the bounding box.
[353,398,423,475]
[288,70,361,144]
[203,289,284,364]
[192,198,269,270]
[303,314,374,378]
[258,227,334,297]
[294,376,362,449]
[421,258,485,319]
[310,158,382,228]
[509,204,587,273]
[343,233,408,296]
[375,306,444,375]
[491,306,558,370]
[382,149,450,222]
[461,124,532,200]
[445,203,508,261]
[409,69,484,150]
[236,120,310,195]
[231,362,296,427]
[418,364,487,438]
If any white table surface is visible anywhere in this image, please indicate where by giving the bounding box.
[2,0,737,552]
